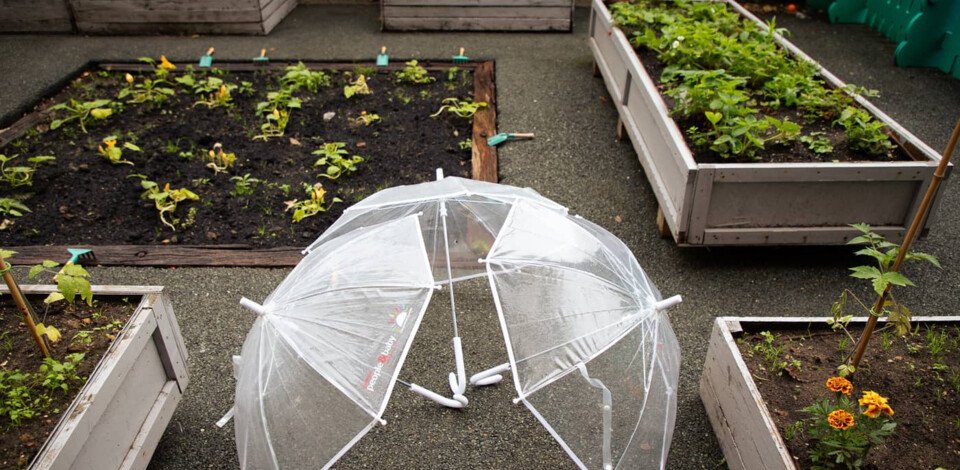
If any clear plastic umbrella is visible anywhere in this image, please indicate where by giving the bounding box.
[226,173,682,469]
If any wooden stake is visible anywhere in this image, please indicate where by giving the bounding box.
[0,254,50,357]
[850,117,960,369]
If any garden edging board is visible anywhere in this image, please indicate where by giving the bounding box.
[700,315,957,470]
[1,285,188,470]
[588,0,951,247]
[0,60,498,267]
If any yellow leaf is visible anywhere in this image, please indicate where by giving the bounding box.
[35,323,62,343]
[43,291,65,304]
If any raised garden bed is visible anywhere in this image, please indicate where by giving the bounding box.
[701,316,960,470]
[0,284,187,470]
[0,59,497,266]
[381,0,574,31]
[588,0,951,246]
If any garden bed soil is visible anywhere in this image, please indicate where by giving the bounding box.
[737,323,960,469]
[0,61,489,252]
[0,296,136,468]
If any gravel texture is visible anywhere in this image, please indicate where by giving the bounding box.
[0,4,958,469]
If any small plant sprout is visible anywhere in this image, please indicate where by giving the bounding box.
[27,259,94,306]
[230,174,261,197]
[0,198,31,222]
[836,107,896,157]
[344,74,372,99]
[282,62,331,92]
[205,143,237,174]
[458,139,473,151]
[195,83,236,108]
[0,154,55,188]
[254,108,291,141]
[49,98,113,133]
[285,183,342,223]
[431,98,488,119]
[97,136,141,165]
[118,72,175,106]
[800,132,834,155]
[395,60,435,85]
[311,142,365,180]
[138,55,177,80]
[40,353,85,393]
[138,179,201,230]
[351,111,381,126]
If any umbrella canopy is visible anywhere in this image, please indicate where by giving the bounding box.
[230,176,680,469]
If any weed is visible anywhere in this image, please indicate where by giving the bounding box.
[395,60,435,85]
[431,98,487,119]
[230,174,261,197]
[39,353,85,393]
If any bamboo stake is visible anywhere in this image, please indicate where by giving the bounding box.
[0,254,50,357]
[850,117,960,369]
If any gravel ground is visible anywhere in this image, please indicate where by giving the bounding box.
[1,4,958,469]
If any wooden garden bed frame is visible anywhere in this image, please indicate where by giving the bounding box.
[588,0,951,247]
[0,60,498,267]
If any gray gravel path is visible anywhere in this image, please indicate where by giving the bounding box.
[1,5,957,469]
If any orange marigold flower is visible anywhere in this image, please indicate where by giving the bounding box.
[159,55,176,70]
[859,391,894,418]
[826,377,853,395]
[827,409,855,430]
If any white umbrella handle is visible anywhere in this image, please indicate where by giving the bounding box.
[470,362,510,385]
[655,295,682,311]
[409,383,466,409]
[448,337,467,395]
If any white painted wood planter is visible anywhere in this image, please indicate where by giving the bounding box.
[587,0,951,246]
[0,285,189,470]
[381,0,574,31]
[700,315,957,470]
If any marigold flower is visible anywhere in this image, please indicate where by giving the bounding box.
[159,55,176,70]
[125,73,134,84]
[827,409,855,430]
[859,391,894,418]
[826,377,853,395]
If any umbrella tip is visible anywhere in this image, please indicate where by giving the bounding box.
[436,168,444,180]
[239,297,268,316]
[655,295,683,311]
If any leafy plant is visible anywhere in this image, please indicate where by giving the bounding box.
[254,108,291,141]
[205,143,237,174]
[118,72,175,106]
[0,371,45,426]
[344,74,372,99]
[138,179,200,230]
[458,139,473,151]
[395,60,435,85]
[351,111,380,126]
[284,183,341,223]
[137,55,177,80]
[431,98,487,119]
[801,132,834,155]
[27,259,94,306]
[255,88,302,116]
[836,107,896,157]
[750,331,799,376]
[282,62,331,92]
[800,378,895,469]
[49,98,113,133]
[194,83,235,108]
[230,174,261,197]
[311,143,364,180]
[0,154,54,188]
[0,198,30,220]
[39,353,85,393]
[97,136,141,165]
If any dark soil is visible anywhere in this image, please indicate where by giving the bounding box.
[0,64,475,247]
[0,295,136,468]
[738,323,960,469]
[619,11,912,164]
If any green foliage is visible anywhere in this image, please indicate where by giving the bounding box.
[750,331,800,376]
[284,183,342,223]
[137,178,200,230]
[118,73,176,106]
[282,62,331,93]
[39,354,85,393]
[27,259,94,306]
[801,387,895,469]
[431,98,487,119]
[254,108,291,141]
[836,107,896,157]
[97,136,141,165]
[0,198,30,219]
[801,132,834,155]
[311,143,365,180]
[395,60,435,85]
[49,98,113,133]
[458,139,473,151]
[230,174,261,197]
[194,82,236,109]
[351,111,380,126]
[0,154,55,188]
[255,88,302,116]
[0,370,46,426]
[343,74,372,99]
[205,143,237,174]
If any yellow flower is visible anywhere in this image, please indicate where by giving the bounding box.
[218,84,228,99]
[102,137,117,148]
[159,55,176,70]
[125,73,134,84]
[163,183,171,192]
[826,377,853,396]
[311,183,326,202]
[272,108,280,118]
[827,409,855,430]
[859,391,894,418]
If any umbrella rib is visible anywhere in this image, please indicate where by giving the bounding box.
[615,320,662,470]
[272,317,380,371]
[513,314,641,365]
[256,322,282,469]
[275,313,398,337]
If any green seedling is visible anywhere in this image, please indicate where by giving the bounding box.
[0,198,30,220]
[138,178,200,230]
[205,143,237,174]
[285,183,342,223]
[39,353,85,393]
[800,132,834,155]
[0,154,55,188]
[431,98,487,119]
[97,136,141,165]
[351,111,380,126]
[836,107,896,157]
[230,174,261,197]
[118,73,175,106]
[344,74,372,99]
[27,259,93,306]
[49,99,113,133]
[312,142,364,180]
[282,62,331,92]
[395,60,435,85]
[254,108,291,141]
[195,83,236,108]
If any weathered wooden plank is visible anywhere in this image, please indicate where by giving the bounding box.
[385,16,570,30]
[152,304,189,391]
[703,225,907,246]
[73,6,264,24]
[75,20,267,34]
[118,381,181,470]
[384,0,570,5]
[384,5,569,18]
[261,0,298,34]
[472,61,498,183]
[70,0,259,9]
[5,245,305,267]
[0,0,73,32]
